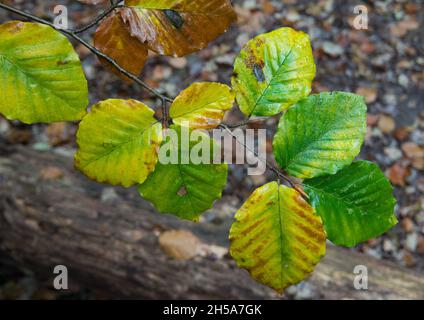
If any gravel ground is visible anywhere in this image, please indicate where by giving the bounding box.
[0,0,423,299]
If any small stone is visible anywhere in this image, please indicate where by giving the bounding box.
[168,57,188,69]
[383,239,395,252]
[384,147,403,162]
[322,41,344,57]
[100,187,120,203]
[405,233,418,252]
[159,230,200,261]
[398,74,409,88]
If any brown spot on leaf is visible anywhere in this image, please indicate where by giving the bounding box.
[8,22,24,34]
[177,186,188,196]
[57,60,69,66]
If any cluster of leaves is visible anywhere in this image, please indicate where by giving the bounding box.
[93,0,237,79]
[0,0,397,293]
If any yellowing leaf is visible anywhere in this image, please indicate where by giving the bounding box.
[230,182,326,293]
[232,27,316,117]
[0,21,88,124]
[75,99,162,187]
[121,0,237,57]
[94,14,148,79]
[170,82,235,129]
[139,125,228,221]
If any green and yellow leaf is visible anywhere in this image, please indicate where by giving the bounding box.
[139,125,228,221]
[304,161,398,247]
[94,13,148,79]
[121,0,237,57]
[75,99,162,187]
[229,182,326,293]
[0,21,88,124]
[232,27,316,117]
[170,82,235,129]
[273,92,367,179]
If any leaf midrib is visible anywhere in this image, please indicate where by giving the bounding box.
[0,52,82,111]
[80,120,160,169]
[248,47,294,116]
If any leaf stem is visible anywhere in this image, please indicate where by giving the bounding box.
[219,124,304,196]
[72,1,124,34]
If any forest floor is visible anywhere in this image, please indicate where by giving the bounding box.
[0,0,423,299]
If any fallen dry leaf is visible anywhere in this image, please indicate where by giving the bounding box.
[356,87,378,104]
[40,166,64,180]
[388,163,410,187]
[390,16,420,37]
[402,142,424,159]
[378,115,396,134]
[159,230,200,261]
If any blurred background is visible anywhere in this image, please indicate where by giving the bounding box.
[0,0,423,299]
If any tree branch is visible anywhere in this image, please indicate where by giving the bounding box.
[0,2,307,199]
[72,1,124,34]
[219,124,305,196]
[0,2,173,104]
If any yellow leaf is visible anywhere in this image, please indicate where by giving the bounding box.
[229,182,326,293]
[170,82,235,129]
[232,27,316,117]
[75,99,162,187]
[0,21,88,124]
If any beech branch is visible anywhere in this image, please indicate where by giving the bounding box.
[0,2,173,104]
[0,2,300,194]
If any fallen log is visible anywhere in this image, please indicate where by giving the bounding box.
[0,142,423,299]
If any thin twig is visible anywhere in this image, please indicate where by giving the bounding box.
[72,2,123,34]
[0,2,173,104]
[0,2,306,196]
[219,124,304,195]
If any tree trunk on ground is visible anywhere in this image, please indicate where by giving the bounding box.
[0,142,423,299]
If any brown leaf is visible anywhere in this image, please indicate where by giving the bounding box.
[46,122,71,146]
[394,127,410,141]
[378,115,396,134]
[159,230,200,261]
[390,16,420,37]
[94,13,148,79]
[402,142,424,159]
[388,163,410,187]
[356,87,378,104]
[77,0,106,5]
[40,166,64,181]
[121,0,237,57]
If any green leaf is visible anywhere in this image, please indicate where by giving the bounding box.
[0,21,88,124]
[273,92,367,179]
[138,125,228,221]
[303,161,398,247]
[75,99,162,188]
[170,82,235,129]
[231,27,316,117]
[229,182,326,293]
